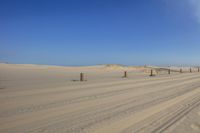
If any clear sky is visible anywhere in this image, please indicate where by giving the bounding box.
[0,0,200,66]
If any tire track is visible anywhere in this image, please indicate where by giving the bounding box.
[153,96,200,133]
[123,94,200,133]
[1,74,200,118]
[25,82,200,133]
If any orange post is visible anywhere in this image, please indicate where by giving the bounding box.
[124,71,127,78]
[150,69,153,76]
[80,73,84,81]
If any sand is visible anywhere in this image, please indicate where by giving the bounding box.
[0,63,200,133]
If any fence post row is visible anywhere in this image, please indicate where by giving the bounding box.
[77,67,199,81]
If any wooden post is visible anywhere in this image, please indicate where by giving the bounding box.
[150,69,153,76]
[168,69,170,74]
[80,73,84,81]
[123,71,127,78]
[180,69,182,73]
[198,67,200,72]
[190,68,192,73]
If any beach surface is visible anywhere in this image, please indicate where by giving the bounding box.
[0,63,200,133]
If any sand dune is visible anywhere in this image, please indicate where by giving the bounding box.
[0,63,200,133]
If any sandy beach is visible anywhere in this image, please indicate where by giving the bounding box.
[0,63,200,133]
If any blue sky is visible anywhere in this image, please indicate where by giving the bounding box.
[0,0,200,66]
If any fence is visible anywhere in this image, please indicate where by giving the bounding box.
[77,67,200,82]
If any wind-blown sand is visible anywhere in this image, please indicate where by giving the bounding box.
[0,63,200,133]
